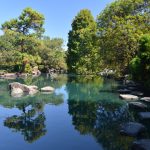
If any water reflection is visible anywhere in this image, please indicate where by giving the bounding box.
[2,92,64,142]
[0,75,149,150]
[0,75,66,143]
[4,111,46,143]
[66,76,136,150]
[68,100,98,134]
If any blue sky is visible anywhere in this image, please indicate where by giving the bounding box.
[0,0,114,47]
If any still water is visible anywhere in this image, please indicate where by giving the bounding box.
[0,75,149,150]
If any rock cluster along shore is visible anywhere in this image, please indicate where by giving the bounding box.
[0,70,41,79]
[120,121,150,150]
[118,80,150,150]
[9,82,55,97]
[118,80,144,99]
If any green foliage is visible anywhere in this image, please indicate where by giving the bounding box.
[130,56,142,80]
[39,37,67,72]
[67,9,100,75]
[130,34,150,89]
[0,8,67,73]
[1,8,45,53]
[24,63,32,73]
[96,0,150,75]
[2,7,45,37]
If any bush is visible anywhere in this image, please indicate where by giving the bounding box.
[24,64,32,74]
[130,56,142,80]
[130,34,150,89]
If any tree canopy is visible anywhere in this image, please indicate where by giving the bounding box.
[96,0,150,75]
[0,8,67,73]
[67,9,100,75]
[130,34,150,88]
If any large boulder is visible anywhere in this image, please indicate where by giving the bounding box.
[11,88,23,98]
[9,82,29,92]
[41,86,55,92]
[132,139,150,150]
[129,102,147,109]
[9,82,38,97]
[119,94,139,101]
[131,91,144,97]
[120,122,146,137]
[139,112,150,120]
[140,97,150,103]
[28,85,38,90]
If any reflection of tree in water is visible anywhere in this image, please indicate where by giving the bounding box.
[67,75,135,150]
[68,99,135,150]
[66,75,104,101]
[68,100,98,134]
[93,104,134,150]
[0,74,66,143]
[4,102,46,143]
[3,90,64,143]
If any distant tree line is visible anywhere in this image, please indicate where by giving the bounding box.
[0,7,67,73]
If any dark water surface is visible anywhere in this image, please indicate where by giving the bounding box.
[0,75,150,150]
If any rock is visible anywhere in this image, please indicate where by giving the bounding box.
[98,69,116,77]
[3,73,17,79]
[41,91,53,94]
[9,82,38,97]
[32,66,41,76]
[19,73,28,78]
[131,91,144,97]
[140,97,150,103]
[119,94,139,101]
[132,139,150,150]
[120,122,146,137]
[139,112,150,120]
[4,73,16,77]
[9,82,29,92]
[28,88,38,95]
[11,88,23,98]
[125,80,136,86]
[41,86,55,92]
[129,102,147,109]
[118,89,131,94]
[128,86,138,91]
[28,85,38,90]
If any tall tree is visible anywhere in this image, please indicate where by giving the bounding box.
[130,34,150,89]
[67,9,99,74]
[97,0,150,75]
[1,7,45,53]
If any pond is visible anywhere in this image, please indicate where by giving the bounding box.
[0,74,150,150]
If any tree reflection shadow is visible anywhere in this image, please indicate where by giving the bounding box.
[3,93,64,143]
[68,99,135,150]
[67,75,136,150]
[4,102,46,143]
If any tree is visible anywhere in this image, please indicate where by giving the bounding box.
[2,7,45,37]
[67,9,100,75]
[38,36,67,72]
[97,0,150,76]
[130,34,150,89]
[0,8,68,73]
[1,7,45,53]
